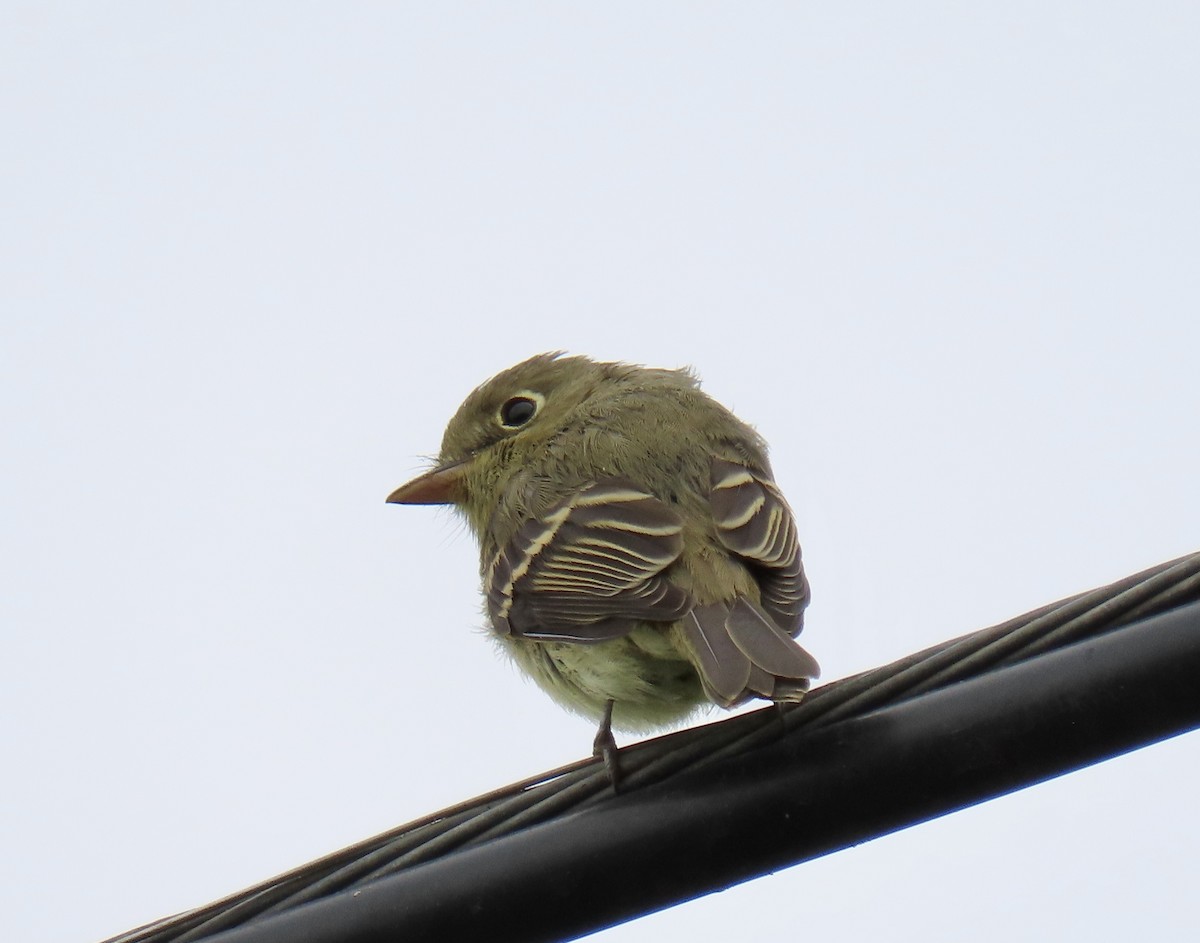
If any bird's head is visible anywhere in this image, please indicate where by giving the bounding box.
[386,352,611,517]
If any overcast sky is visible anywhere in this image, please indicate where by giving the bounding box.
[3,4,1198,942]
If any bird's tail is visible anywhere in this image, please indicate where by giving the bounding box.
[675,597,820,708]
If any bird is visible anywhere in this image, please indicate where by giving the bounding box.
[386,352,819,778]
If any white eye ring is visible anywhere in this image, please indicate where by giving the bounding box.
[497,390,544,429]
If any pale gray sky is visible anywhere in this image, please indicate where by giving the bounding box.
[3,4,1198,941]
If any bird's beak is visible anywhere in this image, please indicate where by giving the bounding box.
[386,459,469,505]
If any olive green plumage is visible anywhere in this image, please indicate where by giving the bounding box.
[388,353,819,734]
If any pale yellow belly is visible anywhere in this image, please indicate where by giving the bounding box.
[496,623,708,733]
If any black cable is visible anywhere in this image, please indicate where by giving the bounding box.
[103,551,1200,943]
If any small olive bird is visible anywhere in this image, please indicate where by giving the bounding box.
[387,353,819,776]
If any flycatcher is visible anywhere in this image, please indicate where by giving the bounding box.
[387,353,819,768]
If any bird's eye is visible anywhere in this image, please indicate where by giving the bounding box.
[499,395,539,428]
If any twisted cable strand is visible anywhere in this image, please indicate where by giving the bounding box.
[104,551,1200,943]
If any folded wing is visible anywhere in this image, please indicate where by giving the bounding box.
[486,479,693,642]
[675,457,818,706]
[709,456,811,636]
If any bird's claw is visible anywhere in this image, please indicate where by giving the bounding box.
[592,700,622,790]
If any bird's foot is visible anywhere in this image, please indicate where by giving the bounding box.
[770,699,791,735]
[592,699,621,791]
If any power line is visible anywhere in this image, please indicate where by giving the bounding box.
[105,552,1200,943]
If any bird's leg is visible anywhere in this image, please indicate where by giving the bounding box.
[771,700,789,736]
[592,699,621,789]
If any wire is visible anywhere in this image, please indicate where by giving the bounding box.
[102,551,1200,943]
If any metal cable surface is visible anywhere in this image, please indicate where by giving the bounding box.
[103,550,1200,943]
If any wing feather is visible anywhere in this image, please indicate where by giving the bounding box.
[486,479,692,642]
[710,456,811,636]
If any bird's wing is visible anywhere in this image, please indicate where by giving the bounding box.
[672,457,818,707]
[486,479,693,643]
[708,456,811,636]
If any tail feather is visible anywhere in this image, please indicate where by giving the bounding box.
[679,604,751,705]
[677,598,821,708]
[725,597,821,680]
[746,665,776,698]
